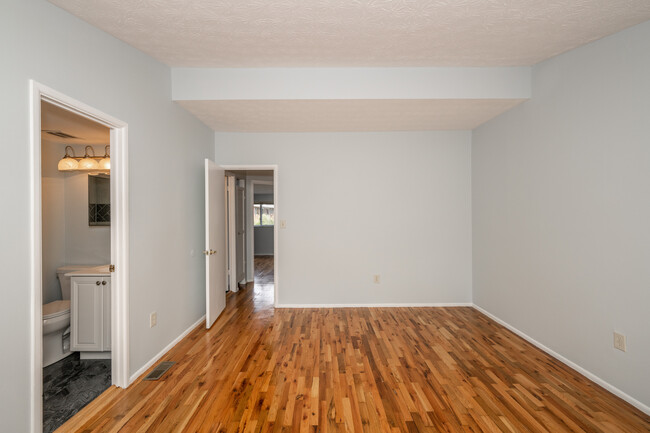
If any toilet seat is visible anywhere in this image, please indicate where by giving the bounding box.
[43,300,70,319]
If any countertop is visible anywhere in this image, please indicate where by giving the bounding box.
[64,265,111,277]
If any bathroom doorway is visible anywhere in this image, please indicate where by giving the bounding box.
[29,82,130,433]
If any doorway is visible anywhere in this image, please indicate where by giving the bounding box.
[222,167,279,307]
[29,82,129,433]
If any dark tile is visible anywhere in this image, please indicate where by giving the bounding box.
[43,353,111,433]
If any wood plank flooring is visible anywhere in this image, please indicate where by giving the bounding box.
[253,256,274,286]
[57,258,649,432]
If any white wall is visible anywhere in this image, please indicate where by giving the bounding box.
[0,1,214,430]
[472,21,650,408]
[216,131,473,306]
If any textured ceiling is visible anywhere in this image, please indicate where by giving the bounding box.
[176,99,525,132]
[49,0,650,67]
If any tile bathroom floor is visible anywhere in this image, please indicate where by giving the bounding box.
[43,353,111,433]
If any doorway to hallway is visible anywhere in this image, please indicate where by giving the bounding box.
[222,167,278,308]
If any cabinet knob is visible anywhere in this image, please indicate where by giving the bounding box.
[102,280,107,285]
[96,281,101,285]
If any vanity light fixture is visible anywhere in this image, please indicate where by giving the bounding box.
[57,145,110,173]
[57,146,79,171]
[78,146,100,171]
[99,145,110,171]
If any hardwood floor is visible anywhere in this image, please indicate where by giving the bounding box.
[254,255,274,286]
[57,262,649,432]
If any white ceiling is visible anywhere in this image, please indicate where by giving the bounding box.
[41,101,110,145]
[177,99,525,132]
[47,0,650,131]
[49,0,650,67]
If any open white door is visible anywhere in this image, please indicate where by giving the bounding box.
[205,159,227,328]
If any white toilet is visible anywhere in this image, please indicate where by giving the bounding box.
[42,300,71,367]
[42,265,101,367]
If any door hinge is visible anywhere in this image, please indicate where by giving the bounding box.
[109,264,115,272]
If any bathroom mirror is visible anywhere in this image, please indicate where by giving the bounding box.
[88,174,110,226]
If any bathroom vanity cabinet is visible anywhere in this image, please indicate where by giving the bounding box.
[70,276,111,353]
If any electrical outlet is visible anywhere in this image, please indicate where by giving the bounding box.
[373,274,380,284]
[613,332,626,352]
[150,312,157,328]
[280,220,287,229]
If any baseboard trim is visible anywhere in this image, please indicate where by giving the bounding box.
[275,303,473,308]
[472,304,650,415]
[128,315,205,385]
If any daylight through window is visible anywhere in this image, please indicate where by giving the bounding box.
[254,204,274,226]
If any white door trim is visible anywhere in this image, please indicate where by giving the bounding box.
[29,81,130,433]
[220,165,279,307]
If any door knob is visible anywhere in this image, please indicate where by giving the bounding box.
[203,249,217,256]
[96,281,101,285]
[102,280,107,285]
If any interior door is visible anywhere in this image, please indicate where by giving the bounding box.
[235,184,246,284]
[205,159,227,328]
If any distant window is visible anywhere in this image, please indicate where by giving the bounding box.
[254,204,274,226]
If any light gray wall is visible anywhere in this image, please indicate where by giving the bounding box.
[0,1,214,430]
[41,141,67,304]
[216,131,473,306]
[472,21,650,408]
[254,226,274,256]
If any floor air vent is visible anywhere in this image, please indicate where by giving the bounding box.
[143,361,175,381]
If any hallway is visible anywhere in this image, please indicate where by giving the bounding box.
[57,257,649,432]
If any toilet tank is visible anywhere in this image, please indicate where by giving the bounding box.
[56,265,104,300]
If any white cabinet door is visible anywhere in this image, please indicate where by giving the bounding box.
[71,277,103,351]
[102,280,111,351]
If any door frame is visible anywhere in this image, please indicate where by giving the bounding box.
[226,174,238,292]
[29,81,130,433]
[221,165,279,307]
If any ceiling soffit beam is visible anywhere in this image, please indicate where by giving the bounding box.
[171,67,531,101]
